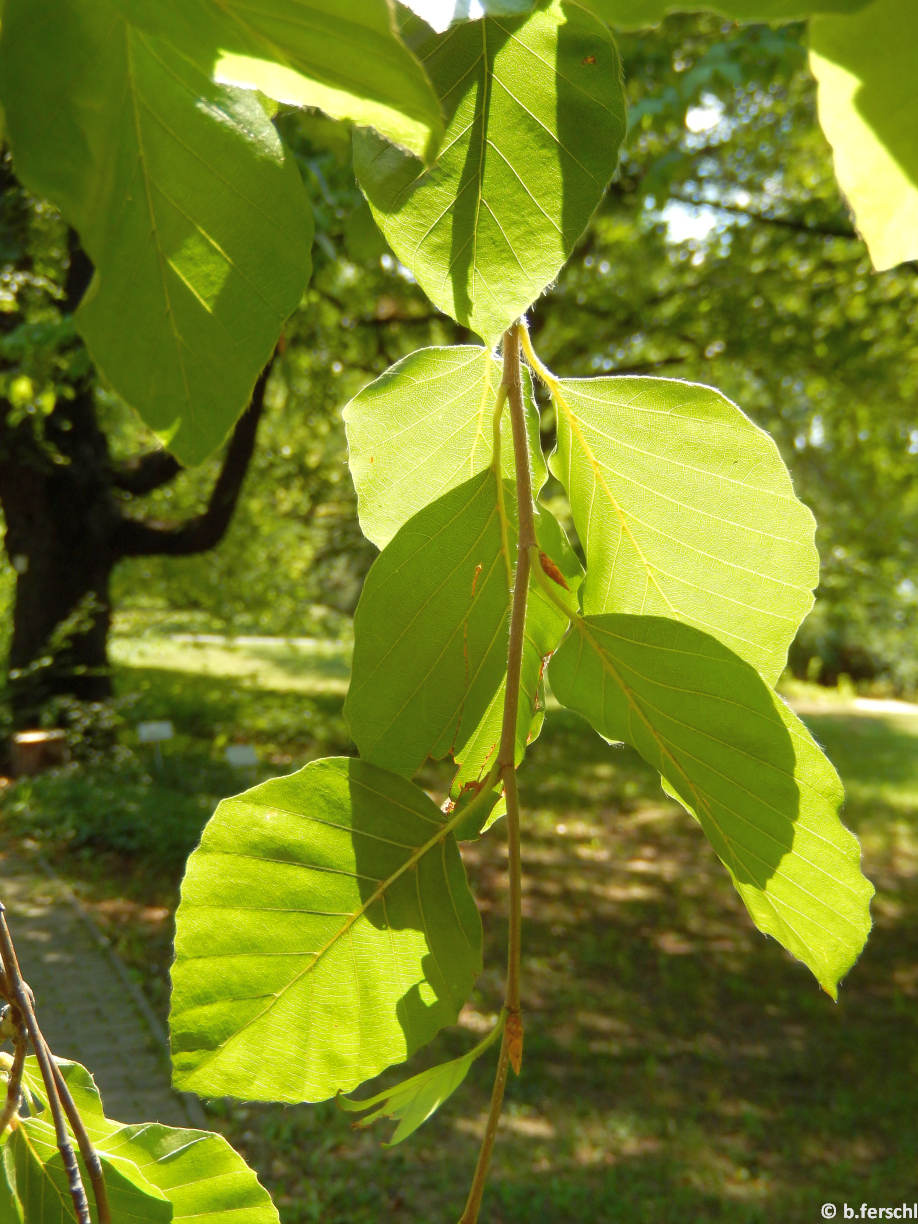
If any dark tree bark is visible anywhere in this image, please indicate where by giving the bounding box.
[0,175,274,730]
[0,382,118,725]
[0,213,271,730]
[0,363,270,728]
[0,369,269,728]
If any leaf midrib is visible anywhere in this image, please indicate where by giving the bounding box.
[181,783,470,1078]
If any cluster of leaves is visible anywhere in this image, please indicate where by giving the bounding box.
[1,0,914,466]
[1,1056,279,1223]
[0,0,913,1220]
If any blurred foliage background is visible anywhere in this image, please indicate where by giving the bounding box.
[1,12,915,709]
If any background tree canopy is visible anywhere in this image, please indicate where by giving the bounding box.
[4,11,911,707]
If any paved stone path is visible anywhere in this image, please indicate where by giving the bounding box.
[0,840,205,1129]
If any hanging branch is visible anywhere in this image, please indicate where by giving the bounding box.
[459,322,535,1224]
[0,901,110,1224]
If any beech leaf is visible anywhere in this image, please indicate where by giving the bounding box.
[550,613,874,996]
[354,0,626,342]
[346,473,580,784]
[170,758,481,1101]
[9,1058,279,1223]
[810,0,918,270]
[343,345,544,549]
[550,375,818,685]
[0,0,312,465]
[115,0,444,161]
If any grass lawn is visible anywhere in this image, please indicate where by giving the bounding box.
[2,634,918,1223]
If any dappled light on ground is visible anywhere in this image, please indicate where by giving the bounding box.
[3,646,917,1222]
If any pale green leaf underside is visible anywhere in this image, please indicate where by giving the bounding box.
[95,1123,280,1224]
[810,0,918,271]
[581,0,869,26]
[341,1051,474,1144]
[550,376,818,686]
[343,345,545,549]
[116,0,444,161]
[550,613,873,995]
[170,757,481,1102]
[8,1116,171,1224]
[339,1019,501,1144]
[354,0,626,342]
[346,471,576,784]
[16,1058,279,1224]
[0,0,312,465]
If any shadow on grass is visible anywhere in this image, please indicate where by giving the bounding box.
[210,704,918,1224]
[5,665,918,1224]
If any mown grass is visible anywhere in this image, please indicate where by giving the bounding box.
[2,636,918,1223]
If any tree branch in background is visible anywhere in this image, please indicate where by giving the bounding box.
[667,191,857,240]
[113,360,272,559]
[110,448,182,495]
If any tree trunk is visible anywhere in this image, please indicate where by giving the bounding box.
[0,199,271,731]
[0,386,118,728]
[0,367,270,730]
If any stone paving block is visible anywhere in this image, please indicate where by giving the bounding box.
[0,841,205,1130]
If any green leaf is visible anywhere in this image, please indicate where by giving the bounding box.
[580,0,870,26]
[550,613,874,996]
[346,470,512,776]
[339,1016,503,1144]
[0,0,312,465]
[15,1059,279,1223]
[354,1,627,342]
[0,1159,18,1224]
[6,1115,171,1224]
[810,0,918,271]
[170,757,481,1102]
[549,375,818,685]
[343,345,545,548]
[345,472,579,783]
[116,0,444,161]
[91,1123,279,1224]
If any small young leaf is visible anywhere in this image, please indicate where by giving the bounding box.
[339,1017,503,1145]
[550,613,874,996]
[550,376,818,685]
[171,758,481,1102]
[344,346,545,549]
[810,0,918,271]
[0,0,312,465]
[354,1,626,342]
